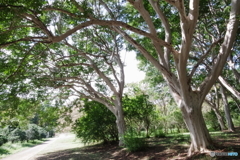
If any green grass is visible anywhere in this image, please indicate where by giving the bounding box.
[0,139,48,158]
[153,129,239,146]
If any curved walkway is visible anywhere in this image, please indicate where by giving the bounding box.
[1,133,83,160]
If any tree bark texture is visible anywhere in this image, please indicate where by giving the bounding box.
[114,99,126,146]
[178,92,212,155]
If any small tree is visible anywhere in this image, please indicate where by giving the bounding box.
[123,93,158,138]
[73,99,118,144]
[0,134,7,146]
[37,127,47,140]
[7,128,26,143]
[26,124,40,142]
[204,110,221,131]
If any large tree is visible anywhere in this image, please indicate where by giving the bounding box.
[1,0,240,154]
[0,2,126,145]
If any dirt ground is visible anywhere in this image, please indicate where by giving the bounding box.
[35,127,240,160]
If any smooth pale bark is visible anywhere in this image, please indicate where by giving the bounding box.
[220,85,235,131]
[114,99,126,146]
[178,92,212,155]
[218,76,240,100]
[212,108,227,131]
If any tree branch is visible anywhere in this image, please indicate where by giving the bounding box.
[189,37,223,79]
[218,76,240,100]
[43,6,80,18]
[200,0,240,101]
[149,0,172,70]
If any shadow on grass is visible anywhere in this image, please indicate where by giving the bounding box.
[35,146,108,160]
[34,128,240,160]
[0,148,10,155]
[35,139,183,160]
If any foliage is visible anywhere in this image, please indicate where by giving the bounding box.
[0,95,58,145]
[229,101,240,126]
[72,99,118,144]
[73,93,159,144]
[0,135,7,146]
[123,93,158,138]
[125,82,187,134]
[167,110,187,133]
[0,121,51,146]
[7,128,26,143]
[123,129,147,152]
[26,124,48,141]
[153,129,166,138]
[204,110,221,131]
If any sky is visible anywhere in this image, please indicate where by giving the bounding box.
[123,51,145,84]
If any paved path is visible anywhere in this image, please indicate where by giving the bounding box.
[1,137,58,160]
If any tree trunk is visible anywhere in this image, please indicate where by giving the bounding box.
[220,85,235,131]
[114,99,126,146]
[212,108,226,131]
[179,94,212,155]
[205,99,226,130]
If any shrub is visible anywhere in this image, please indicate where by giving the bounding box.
[123,129,147,152]
[72,99,118,144]
[0,135,7,146]
[47,130,55,138]
[204,110,221,131]
[7,128,26,143]
[38,127,47,139]
[123,94,158,138]
[153,130,166,138]
[26,124,40,141]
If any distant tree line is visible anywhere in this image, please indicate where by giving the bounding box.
[0,123,55,146]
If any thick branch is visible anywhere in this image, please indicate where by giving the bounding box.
[43,7,79,18]
[149,0,172,70]
[71,86,115,114]
[21,13,54,38]
[218,76,240,100]
[189,37,223,79]
[51,20,178,55]
[114,28,180,96]
[128,0,168,68]
[1,20,178,57]
[64,42,119,95]
[0,37,50,48]
[200,0,240,101]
